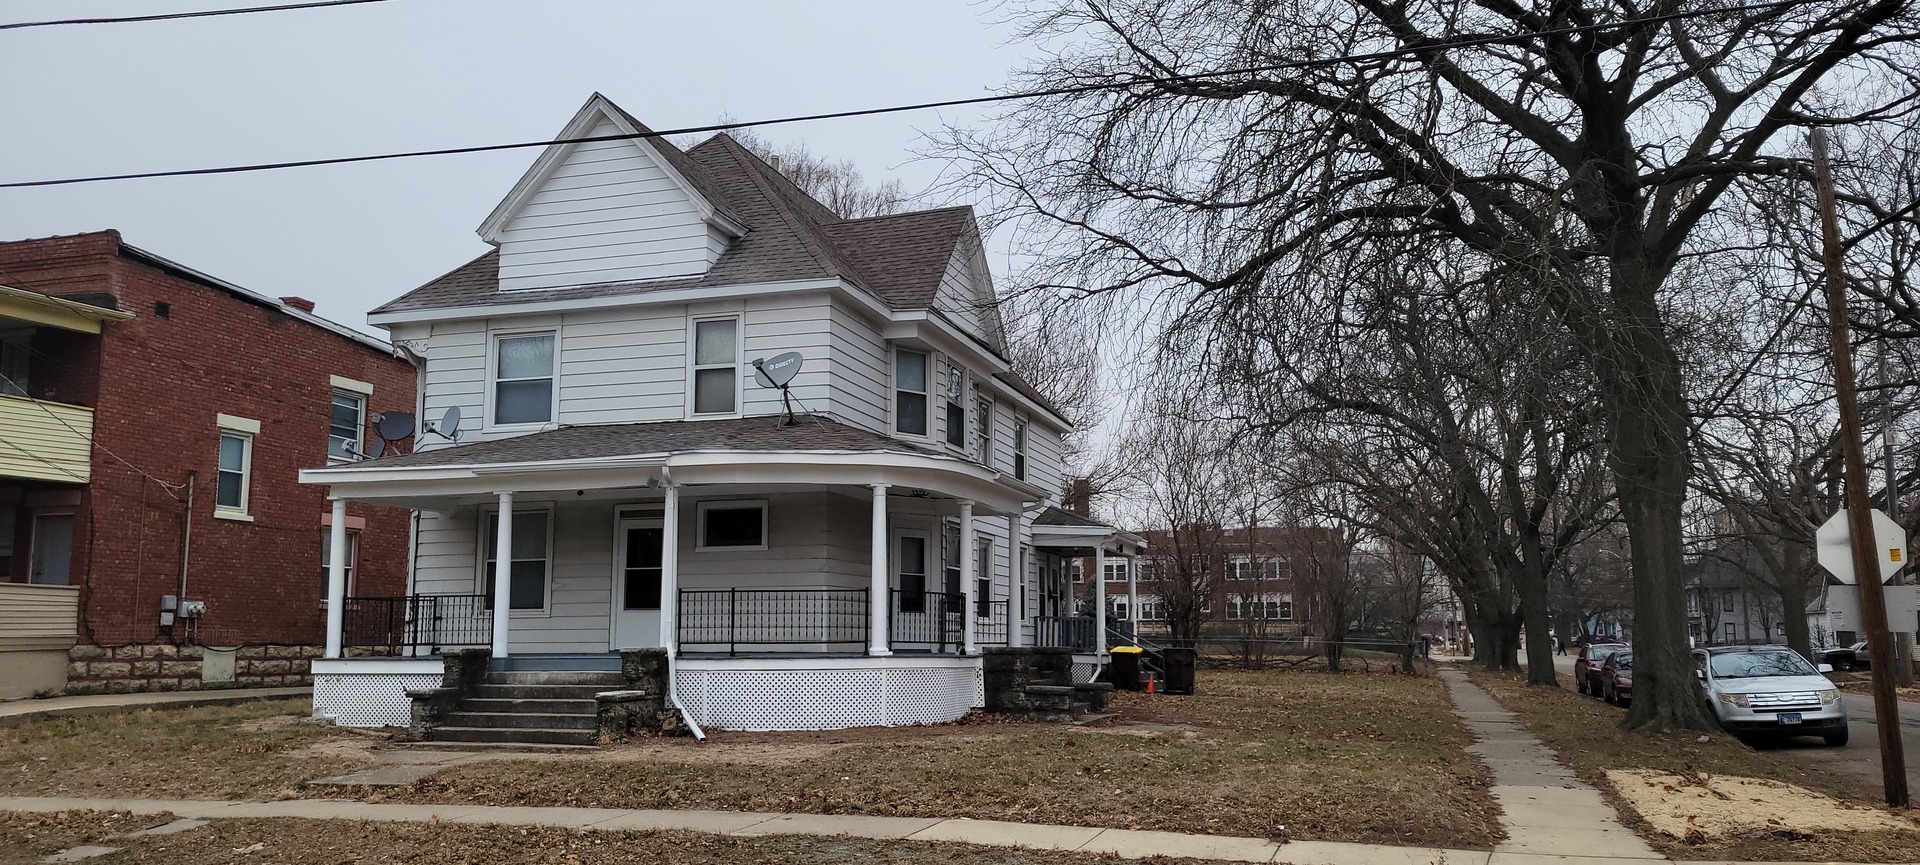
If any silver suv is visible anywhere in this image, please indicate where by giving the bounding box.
[1695,646,1846,746]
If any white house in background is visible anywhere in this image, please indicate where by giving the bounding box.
[300,94,1140,733]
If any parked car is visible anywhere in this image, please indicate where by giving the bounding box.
[1695,645,1847,746]
[1818,641,1870,672]
[1575,642,1628,696]
[1598,652,1633,707]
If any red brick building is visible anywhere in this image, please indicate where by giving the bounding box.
[0,232,414,696]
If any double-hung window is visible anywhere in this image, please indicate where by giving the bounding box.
[975,397,994,465]
[899,535,929,613]
[493,333,555,426]
[1013,420,1028,480]
[944,367,967,448]
[976,536,993,617]
[328,391,365,462]
[895,348,929,435]
[483,509,551,611]
[320,530,357,597]
[691,318,738,415]
[942,522,964,597]
[214,413,258,520]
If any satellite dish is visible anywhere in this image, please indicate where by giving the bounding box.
[752,352,804,389]
[373,412,415,443]
[368,437,387,459]
[424,405,462,442]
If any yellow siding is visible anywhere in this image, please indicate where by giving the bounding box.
[0,396,92,483]
[0,583,79,651]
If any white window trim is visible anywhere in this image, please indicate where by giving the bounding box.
[975,395,994,467]
[695,499,769,552]
[321,528,360,601]
[1012,416,1029,481]
[686,315,743,418]
[485,329,559,431]
[214,416,257,521]
[477,503,557,616]
[942,362,968,452]
[328,374,374,396]
[893,346,932,438]
[328,389,366,465]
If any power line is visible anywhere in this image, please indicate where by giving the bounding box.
[0,0,393,32]
[0,0,1811,190]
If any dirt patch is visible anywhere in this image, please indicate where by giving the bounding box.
[1607,768,1920,841]
[1068,721,1208,738]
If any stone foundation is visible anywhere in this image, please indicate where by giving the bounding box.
[601,647,671,741]
[983,647,1111,721]
[62,643,322,695]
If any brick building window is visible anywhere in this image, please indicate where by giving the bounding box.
[321,530,358,596]
[214,413,259,520]
[328,391,365,462]
[0,336,27,396]
[492,332,555,426]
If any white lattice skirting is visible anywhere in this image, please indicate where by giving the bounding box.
[675,657,984,732]
[312,659,443,727]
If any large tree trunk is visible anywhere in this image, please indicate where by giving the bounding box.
[1779,579,1815,662]
[1599,278,1719,732]
[1516,526,1559,686]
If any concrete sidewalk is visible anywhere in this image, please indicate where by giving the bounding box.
[0,687,309,727]
[0,794,1890,865]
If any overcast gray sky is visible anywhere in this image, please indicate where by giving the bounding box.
[0,0,1030,334]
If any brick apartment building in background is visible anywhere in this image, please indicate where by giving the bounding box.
[0,231,415,697]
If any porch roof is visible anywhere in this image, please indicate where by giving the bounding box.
[1030,506,1147,555]
[300,415,1043,513]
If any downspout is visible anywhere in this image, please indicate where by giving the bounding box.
[655,465,705,741]
[178,471,195,603]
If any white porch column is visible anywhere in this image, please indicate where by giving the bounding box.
[1127,554,1139,632]
[868,484,891,656]
[491,491,513,658]
[661,485,680,659]
[960,500,977,655]
[323,496,349,659]
[1094,542,1108,656]
[1009,513,1026,648]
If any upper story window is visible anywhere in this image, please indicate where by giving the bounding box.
[944,367,967,448]
[692,318,738,415]
[895,348,929,436]
[1013,420,1028,480]
[0,334,28,397]
[492,333,555,426]
[214,413,259,521]
[975,397,994,465]
[328,391,365,462]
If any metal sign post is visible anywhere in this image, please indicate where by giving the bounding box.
[1812,129,1908,807]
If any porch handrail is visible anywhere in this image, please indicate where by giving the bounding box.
[341,594,491,657]
[677,588,869,656]
[889,589,964,652]
[1032,615,1096,652]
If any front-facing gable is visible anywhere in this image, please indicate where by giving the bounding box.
[480,94,748,292]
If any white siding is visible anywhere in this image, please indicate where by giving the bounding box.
[1027,422,1067,503]
[496,118,727,292]
[741,294,835,420]
[825,299,889,431]
[557,305,687,425]
[930,241,997,347]
[679,492,870,590]
[416,321,487,449]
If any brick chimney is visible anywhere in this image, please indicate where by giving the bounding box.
[280,296,315,313]
[1067,478,1092,517]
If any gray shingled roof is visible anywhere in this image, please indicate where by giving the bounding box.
[341,415,942,470]
[1033,506,1115,529]
[371,123,977,321]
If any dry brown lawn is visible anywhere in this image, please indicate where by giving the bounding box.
[381,669,1501,849]
[0,810,1215,865]
[1470,667,1920,863]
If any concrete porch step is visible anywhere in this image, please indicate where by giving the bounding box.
[469,683,614,701]
[456,697,598,715]
[483,670,625,686]
[441,711,597,731]
[430,725,599,746]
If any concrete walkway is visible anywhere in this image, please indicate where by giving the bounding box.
[0,793,1889,865]
[1440,669,1663,864]
[0,687,309,727]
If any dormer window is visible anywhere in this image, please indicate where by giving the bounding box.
[692,318,739,415]
[895,348,929,436]
[492,332,555,426]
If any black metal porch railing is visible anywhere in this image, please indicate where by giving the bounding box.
[976,599,1012,646]
[889,589,964,652]
[677,588,870,655]
[341,594,491,657]
[1033,615,1097,651]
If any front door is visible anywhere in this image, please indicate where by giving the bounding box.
[29,513,72,585]
[611,520,665,650]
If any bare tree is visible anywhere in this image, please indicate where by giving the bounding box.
[722,124,908,219]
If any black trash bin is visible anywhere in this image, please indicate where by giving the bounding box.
[1110,645,1144,691]
[1161,647,1197,695]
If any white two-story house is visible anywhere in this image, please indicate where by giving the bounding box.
[301,94,1141,733]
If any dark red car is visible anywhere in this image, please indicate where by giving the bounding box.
[1597,651,1633,707]
[1575,642,1628,696]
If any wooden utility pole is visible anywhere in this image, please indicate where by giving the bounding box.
[1812,129,1909,807]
